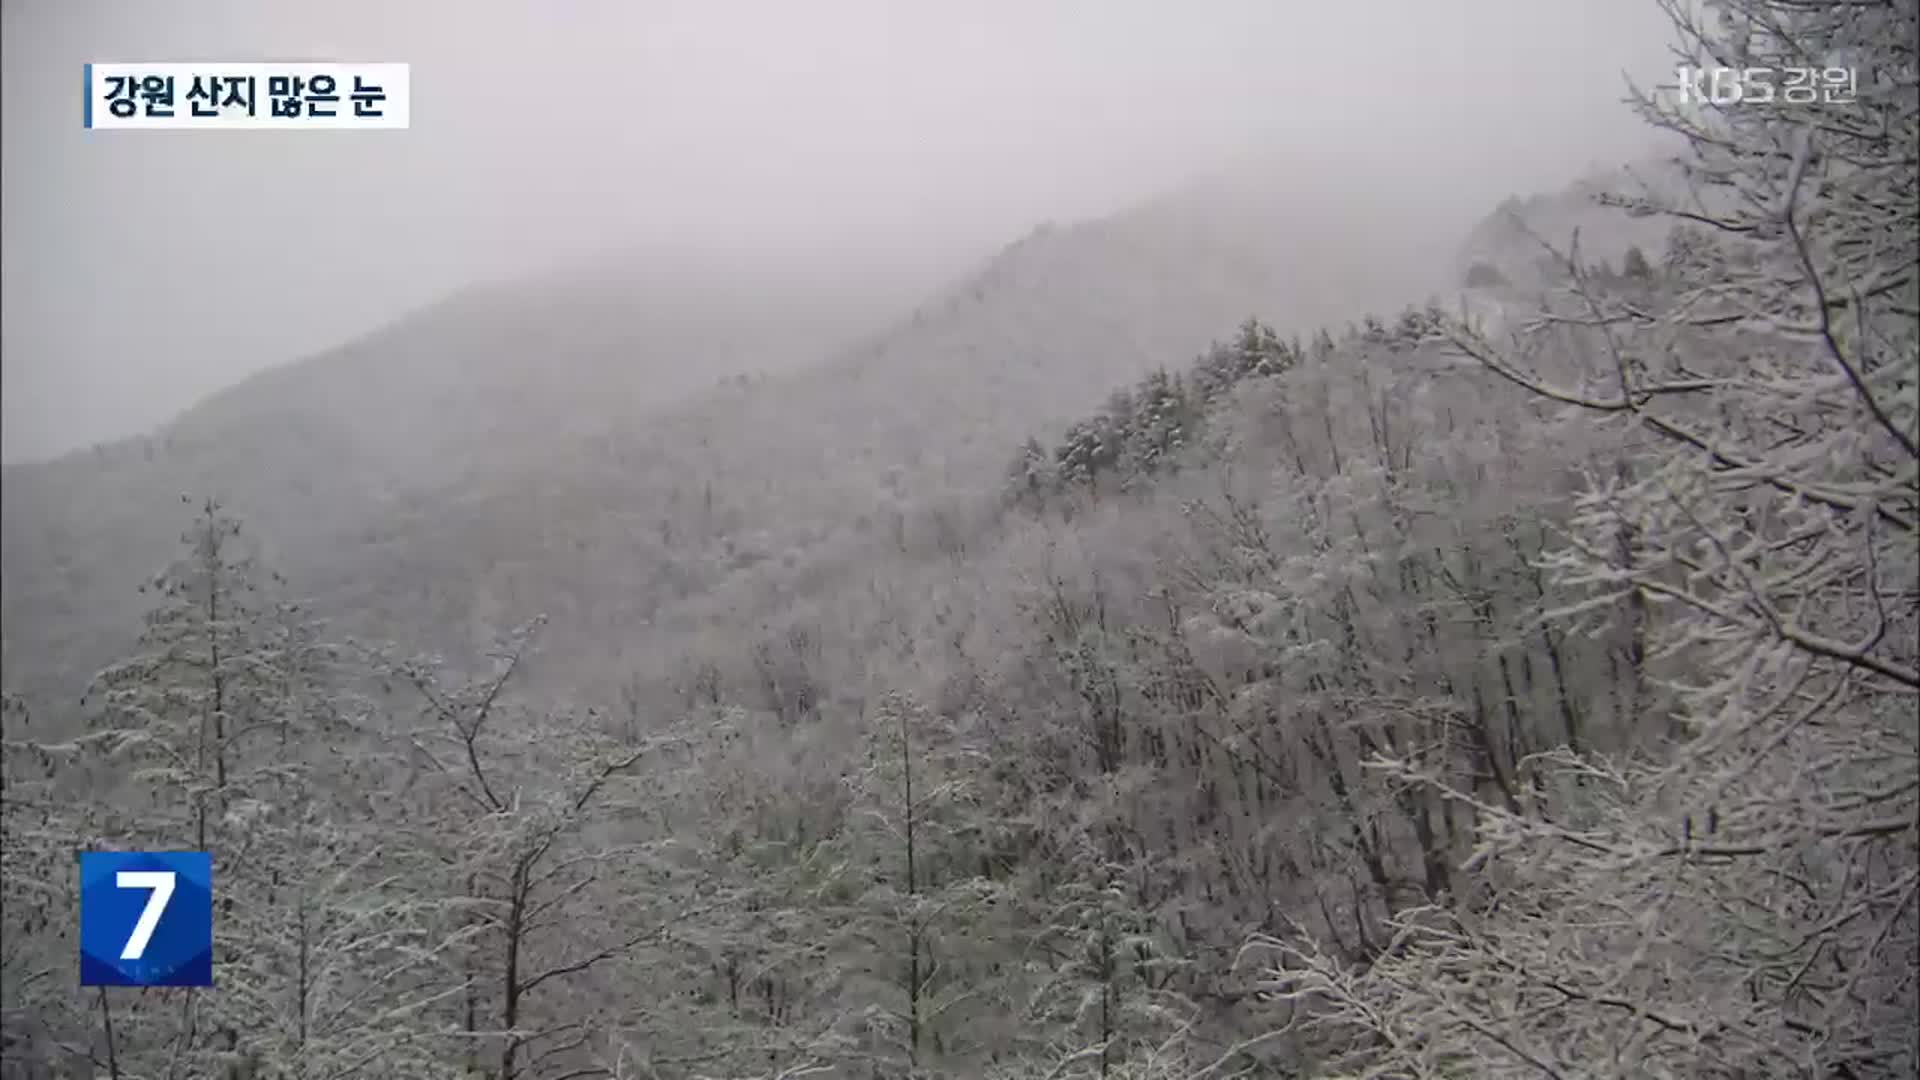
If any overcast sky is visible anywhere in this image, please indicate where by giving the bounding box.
[1,0,1676,463]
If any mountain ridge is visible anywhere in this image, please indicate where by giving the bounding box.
[2,158,1629,715]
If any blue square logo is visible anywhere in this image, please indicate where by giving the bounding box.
[79,851,213,987]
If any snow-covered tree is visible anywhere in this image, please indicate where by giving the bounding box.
[0,498,469,1076]
[1260,1,1919,1075]
[829,689,1003,1076]
[0,690,94,1074]
[375,616,717,1080]
[1019,833,1191,1078]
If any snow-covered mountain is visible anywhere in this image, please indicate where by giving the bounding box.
[1452,156,1686,288]
[3,156,1520,712]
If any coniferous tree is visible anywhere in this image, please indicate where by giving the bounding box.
[1620,243,1652,279]
[831,690,1002,1076]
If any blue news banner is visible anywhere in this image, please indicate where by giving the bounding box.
[79,851,213,987]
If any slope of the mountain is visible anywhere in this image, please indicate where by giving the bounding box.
[625,155,1478,510]
[0,251,902,708]
[1453,155,1687,289]
[4,157,1493,714]
[291,161,1493,687]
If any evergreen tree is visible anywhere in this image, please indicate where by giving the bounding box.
[1005,437,1058,509]
[1124,369,1191,479]
[41,498,464,1077]
[833,690,1001,1076]
[1463,260,1509,288]
[86,497,274,852]
[1621,243,1652,278]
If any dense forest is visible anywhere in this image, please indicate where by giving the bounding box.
[4,1,1916,1077]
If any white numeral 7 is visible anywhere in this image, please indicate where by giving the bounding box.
[116,870,176,961]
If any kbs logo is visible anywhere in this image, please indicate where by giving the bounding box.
[1675,65,1858,107]
[79,852,213,987]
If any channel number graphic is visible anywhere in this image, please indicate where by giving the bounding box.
[79,851,213,986]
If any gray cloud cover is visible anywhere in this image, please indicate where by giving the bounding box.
[1,0,1675,462]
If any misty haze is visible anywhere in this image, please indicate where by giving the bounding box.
[2,1,1915,1078]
